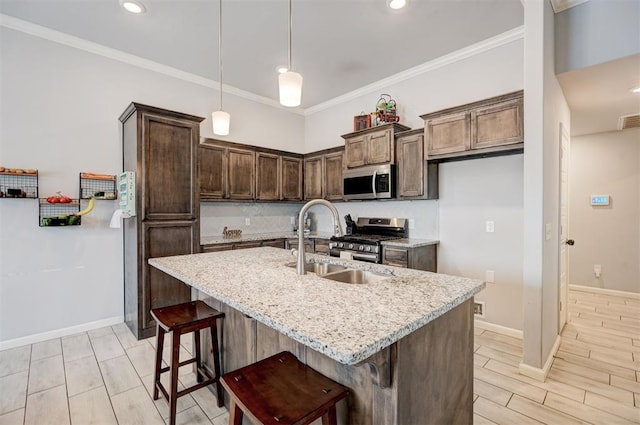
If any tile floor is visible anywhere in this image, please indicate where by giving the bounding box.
[0,288,638,425]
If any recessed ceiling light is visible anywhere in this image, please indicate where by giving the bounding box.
[388,0,407,10]
[119,0,146,14]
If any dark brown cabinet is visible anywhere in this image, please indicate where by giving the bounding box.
[342,123,410,168]
[313,238,331,256]
[120,103,203,339]
[256,153,303,201]
[421,91,524,161]
[303,147,344,201]
[285,238,314,253]
[200,139,302,202]
[396,129,438,200]
[201,238,285,253]
[199,140,254,200]
[382,244,437,272]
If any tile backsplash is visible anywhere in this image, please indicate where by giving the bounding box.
[200,199,439,240]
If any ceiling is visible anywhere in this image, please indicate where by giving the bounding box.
[0,0,637,136]
[0,0,523,109]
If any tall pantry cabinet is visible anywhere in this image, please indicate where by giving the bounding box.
[119,103,204,339]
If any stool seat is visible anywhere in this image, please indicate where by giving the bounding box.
[221,351,349,425]
[151,300,224,425]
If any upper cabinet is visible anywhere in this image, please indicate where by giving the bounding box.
[256,152,303,201]
[199,140,254,201]
[396,129,438,200]
[303,147,344,201]
[200,139,302,202]
[342,123,410,168]
[421,90,524,161]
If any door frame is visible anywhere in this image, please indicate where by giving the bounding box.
[558,122,570,332]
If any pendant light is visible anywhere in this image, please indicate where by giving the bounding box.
[212,0,230,135]
[278,0,302,107]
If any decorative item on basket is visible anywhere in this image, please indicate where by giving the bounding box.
[222,226,242,239]
[352,94,400,131]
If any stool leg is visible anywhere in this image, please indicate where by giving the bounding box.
[152,324,165,400]
[321,406,338,425]
[210,321,224,408]
[228,399,243,425]
[168,330,181,425]
[194,329,202,383]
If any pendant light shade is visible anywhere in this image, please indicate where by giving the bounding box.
[211,110,230,135]
[212,0,230,135]
[278,71,303,107]
[279,0,302,107]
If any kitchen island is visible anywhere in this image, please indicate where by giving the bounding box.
[149,247,484,424]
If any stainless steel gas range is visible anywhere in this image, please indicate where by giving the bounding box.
[329,216,407,263]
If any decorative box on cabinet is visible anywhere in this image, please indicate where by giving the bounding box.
[421,90,524,161]
[342,123,410,168]
[395,129,438,200]
[120,102,203,339]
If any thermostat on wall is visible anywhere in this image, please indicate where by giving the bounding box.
[590,195,609,206]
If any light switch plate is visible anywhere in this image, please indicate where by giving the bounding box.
[245,218,251,226]
[485,270,495,283]
[485,221,495,233]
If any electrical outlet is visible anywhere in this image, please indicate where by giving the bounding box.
[409,219,415,229]
[245,218,251,226]
[485,221,495,233]
[594,264,602,278]
[485,270,495,283]
[290,216,296,225]
[473,301,485,318]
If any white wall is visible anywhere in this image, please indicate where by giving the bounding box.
[522,0,571,372]
[307,38,526,330]
[569,129,640,293]
[0,27,303,345]
[554,0,640,74]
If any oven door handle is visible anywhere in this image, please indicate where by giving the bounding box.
[352,252,378,262]
[372,170,377,198]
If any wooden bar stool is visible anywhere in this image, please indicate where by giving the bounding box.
[150,300,225,425]
[221,351,349,425]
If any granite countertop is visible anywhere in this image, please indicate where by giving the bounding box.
[149,248,483,365]
[201,231,335,246]
[380,238,439,248]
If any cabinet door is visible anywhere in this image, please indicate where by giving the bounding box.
[233,241,262,250]
[220,303,257,374]
[281,156,303,201]
[382,246,408,268]
[201,243,234,253]
[285,238,314,253]
[345,135,366,168]
[143,114,198,220]
[262,239,285,249]
[256,152,280,201]
[323,151,343,200]
[304,156,323,200]
[425,112,470,157]
[471,97,523,150]
[367,129,393,165]
[141,220,198,331]
[397,133,424,198]
[199,144,226,199]
[228,148,255,199]
[314,239,330,256]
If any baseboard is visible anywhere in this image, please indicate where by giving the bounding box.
[474,319,523,340]
[518,334,561,382]
[0,316,124,351]
[569,284,640,300]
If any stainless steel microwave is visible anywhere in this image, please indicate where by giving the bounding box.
[343,164,395,200]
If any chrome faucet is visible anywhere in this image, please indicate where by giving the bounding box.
[297,199,343,275]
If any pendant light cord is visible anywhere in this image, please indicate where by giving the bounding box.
[219,0,223,110]
[287,0,292,71]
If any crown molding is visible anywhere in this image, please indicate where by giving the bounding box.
[0,14,305,115]
[1,13,521,117]
[549,0,589,14]
[304,25,524,116]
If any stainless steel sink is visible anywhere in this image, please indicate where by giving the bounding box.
[321,269,389,284]
[285,262,348,275]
